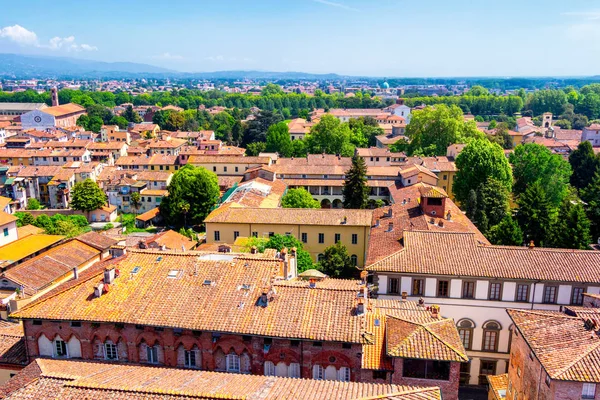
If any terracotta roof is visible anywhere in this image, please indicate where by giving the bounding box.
[417,185,448,198]
[508,309,600,383]
[356,147,405,158]
[42,103,85,117]
[140,189,168,197]
[76,231,118,251]
[146,230,196,250]
[0,234,64,265]
[134,171,172,182]
[0,211,17,226]
[12,250,366,342]
[16,224,44,238]
[367,231,600,283]
[366,184,487,265]
[385,316,468,362]
[487,374,508,400]
[136,207,160,222]
[205,206,373,227]
[2,239,100,296]
[1,358,442,400]
[148,138,187,149]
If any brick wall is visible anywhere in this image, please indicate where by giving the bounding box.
[23,319,458,399]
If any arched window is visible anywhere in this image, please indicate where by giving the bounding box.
[140,341,160,364]
[53,336,68,358]
[226,352,240,372]
[38,334,53,357]
[275,361,288,377]
[313,364,323,380]
[457,319,475,350]
[338,366,351,381]
[179,345,200,369]
[350,255,358,267]
[264,361,275,376]
[104,339,118,360]
[288,362,301,378]
[482,321,502,352]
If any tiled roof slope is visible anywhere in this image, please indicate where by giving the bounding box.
[205,206,373,227]
[12,250,365,342]
[368,231,600,283]
[367,184,488,265]
[0,321,26,366]
[2,239,100,296]
[0,359,442,400]
[508,309,600,382]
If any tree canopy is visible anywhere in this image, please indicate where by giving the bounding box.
[159,165,220,228]
[405,104,483,156]
[453,139,513,206]
[569,141,600,190]
[265,122,293,157]
[70,179,107,212]
[305,115,355,156]
[317,242,357,279]
[281,188,320,209]
[516,181,553,247]
[510,143,572,208]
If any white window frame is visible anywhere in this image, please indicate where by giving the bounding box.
[146,345,159,364]
[583,383,596,399]
[312,364,323,380]
[184,349,198,368]
[264,360,275,376]
[289,362,300,378]
[104,341,118,360]
[53,338,68,358]
[338,366,351,382]
[226,353,240,372]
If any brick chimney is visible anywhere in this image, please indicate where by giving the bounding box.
[430,304,440,319]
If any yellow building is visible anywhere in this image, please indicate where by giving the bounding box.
[418,157,457,200]
[204,205,373,266]
[188,155,271,176]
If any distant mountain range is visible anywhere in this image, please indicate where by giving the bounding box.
[0,53,349,81]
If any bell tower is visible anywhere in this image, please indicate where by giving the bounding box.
[51,87,59,107]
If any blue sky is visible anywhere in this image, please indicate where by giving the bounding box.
[1,0,600,76]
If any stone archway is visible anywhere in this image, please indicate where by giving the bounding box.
[332,199,343,209]
[320,199,332,209]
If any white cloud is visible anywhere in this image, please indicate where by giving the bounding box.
[312,0,359,12]
[0,24,97,52]
[0,24,38,46]
[154,52,184,60]
[563,11,600,21]
[205,55,225,62]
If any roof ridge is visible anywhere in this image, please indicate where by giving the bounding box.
[422,321,469,362]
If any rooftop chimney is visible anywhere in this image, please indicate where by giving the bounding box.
[386,222,394,232]
[73,267,78,280]
[342,216,347,225]
[401,291,408,301]
[528,240,535,249]
[104,268,115,284]
[374,219,380,228]
[94,283,104,298]
[251,246,258,254]
[418,297,425,307]
[446,210,452,221]
[356,298,365,315]
[309,278,317,289]
[430,304,440,319]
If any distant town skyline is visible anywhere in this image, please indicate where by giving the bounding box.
[1,0,600,77]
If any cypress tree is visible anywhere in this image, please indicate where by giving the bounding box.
[342,154,369,209]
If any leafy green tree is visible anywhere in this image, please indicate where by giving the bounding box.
[510,144,572,208]
[33,214,54,233]
[76,115,90,130]
[488,122,514,150]
[130,192,141,215]
[242,110,283,145]
[281,188,320,209]
[516,181,553,247]
[305,115,354,156]
[581,172,600,241]
[554,119,572,129]
[266,122,292,157]
[263,234,313,273]
[70,179,107,212]
[548,198,592,249]
[526,89,567,116]
[246,142,267,156]
[473,177,511,234]
[261,83,284,96]
[159,165,220,227]
[291,139,307,157]
[53,220,83,238]
[122,105,142,123]
[14,212,35,227]
[454,139,513,206]
[406,104,483,156]
[26,198,41,210]
[87,116,103,133]
[488,216,523,246]
[231,120,243,145]
[467,85,489,96]
[109,115,129,130]
[317,242,357,279]
[343,154,369,209]
[569,141,600,190]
